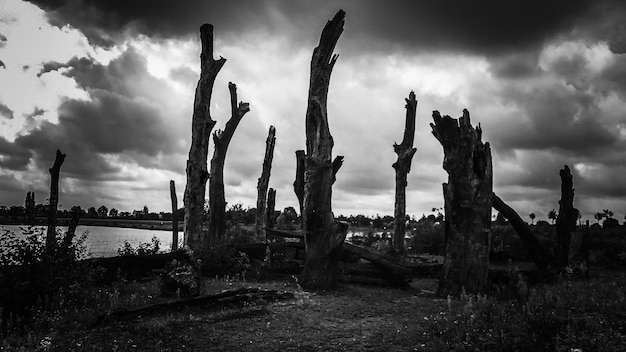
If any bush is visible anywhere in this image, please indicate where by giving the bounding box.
[117,236,161,256]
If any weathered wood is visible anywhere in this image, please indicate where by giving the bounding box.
[341,262,410,287]
[555,165,579,268]
[265,188,276,242]
[170,180,178,251]
[392,91,418,255]
[492,193,552,270]
[86,251,190,282]
[184,24,225,251]
[301,10,346,289]
[46,149,66,251]
[255,126,276,240]
[208,82,250,241]
[97,288,294,323]
[431,109,492,296]
[293,150,305,220]
[343,242,412,276]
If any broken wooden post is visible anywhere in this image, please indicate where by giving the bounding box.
[301,10,347,288]
[183,24,225,252]
[431,109,492,296]
[492,193,552,270]
[46,149,66,251]
[555,165,579,268]
[170,180,179,251]
[266,188,276,242]
[207,82,250,241]
[255,126,276,240]
[392,91,418,255]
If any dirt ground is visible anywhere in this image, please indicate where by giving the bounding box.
[48,278,446,352]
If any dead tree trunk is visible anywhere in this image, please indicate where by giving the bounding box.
[266,188,277,238]
[183,24,225,252]
[46,149,66,251]
[555,165,578,268]
[392,91,418,255]
[207,82,250,241]
[431,110,492,296]
[170,180,179,251]
[293,150,305,222]
[255,126,276,240]
[301,10,347,289]
[492,193,552,270]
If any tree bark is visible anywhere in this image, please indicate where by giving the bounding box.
[170,180,179,251]
[207,82,250,241]
[555,165,579,268]
[255,126,276,240]
[293,150,305,221]
[431,109,492,296]
[46,149,66,251]
[301,10,347,289]
[492,193,552,270]
[266,187,277,242]
[392,91,418,255]
[183,24,225,252]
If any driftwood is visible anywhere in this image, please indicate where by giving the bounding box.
[97,288,294,323]
[431,109,493,296]
[392,91,418,255]
[170,180,178,251]
[184,24,224,250]
[492,193,552,270]
[555,165,578,268]
[208,82,250,241]
[46,149,66,251]
[255,126,276,240]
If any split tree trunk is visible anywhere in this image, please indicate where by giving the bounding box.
[301,10,347,288]
[255,126,276,240]
[492,193,552,270]
[293,150,305,222]
[183,24,225,252]
[46,149,66,251]
[170,180,179,251]
[392,91,418,255]
[207,82,250,241]
[555,165,579,268]
[431,110,492,296]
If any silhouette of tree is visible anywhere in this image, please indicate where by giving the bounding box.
[547,209,557,224]
[529,213,536,225]
[97,205,108,218]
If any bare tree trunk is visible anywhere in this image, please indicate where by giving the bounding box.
[301,10,347,289]
[293,150,305,222]
[170,180,179,251]
[392,91,418,255]
[555,165,578,268]
[207,82,250,241]
[183,24,225,252]
[431,110,492,296]
[255,126,276,240]
[492,193,552,270]
[46,149,66,251]
[266,188,276,242]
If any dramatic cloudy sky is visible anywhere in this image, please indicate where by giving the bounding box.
[1,0,625,221]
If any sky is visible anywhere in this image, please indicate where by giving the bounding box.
[0,0,625,221]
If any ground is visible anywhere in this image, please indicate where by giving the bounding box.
[40,278,445,352]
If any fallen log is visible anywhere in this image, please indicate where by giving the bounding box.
[97,287,294,323]
[342,242,412,276]
[85,250,190,282]
[341,262,410,288]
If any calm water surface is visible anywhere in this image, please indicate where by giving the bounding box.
[0,225,178,258]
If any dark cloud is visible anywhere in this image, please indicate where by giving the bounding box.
[0,136,31,170]
[28,0,625,56]
[0,103,14,119]
[489,52,541,80]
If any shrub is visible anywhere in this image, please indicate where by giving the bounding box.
[117,236,161,256]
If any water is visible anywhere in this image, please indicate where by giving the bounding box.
[0,225,178,258]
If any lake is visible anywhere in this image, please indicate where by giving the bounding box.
[0,225,178,258]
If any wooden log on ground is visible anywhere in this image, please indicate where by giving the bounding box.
[97,287,294,323]
[85,251,190,282]
[341,262,410,287]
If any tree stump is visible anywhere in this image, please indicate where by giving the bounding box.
[255,126,276,240]
[170,180,179,251]
[46,149,66,252]
[301,10,347,288]
[392,91,418,255]
[555,165,579,268]
[183,24,225,252]
[431,109,492,296]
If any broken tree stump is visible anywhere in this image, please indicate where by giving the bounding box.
[46,149,66,252]
[555,165,579,268]
[184,24,225,251]
[255,126,276,240]
[170,180,179,251]
[392,91,418,255]
[431,109,493,296]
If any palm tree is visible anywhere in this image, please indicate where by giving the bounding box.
[529,212,536,225]
[547,209,557,224]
